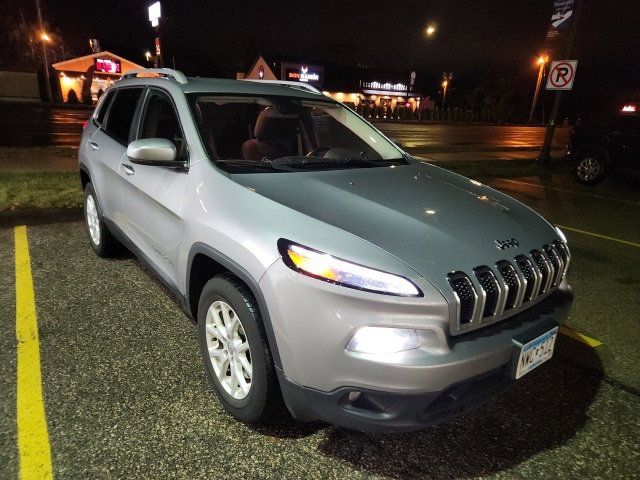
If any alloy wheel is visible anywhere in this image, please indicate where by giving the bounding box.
[85,194,101,246]
[205,300,253,400]
[576,157,601,182]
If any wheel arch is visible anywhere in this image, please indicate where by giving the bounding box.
[186,243,282,367]
[575,144,611,165]
[79,164,91,190]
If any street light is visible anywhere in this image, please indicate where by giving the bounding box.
[425,24,436,37]
[529,54,548,123]
[40,32,51,42]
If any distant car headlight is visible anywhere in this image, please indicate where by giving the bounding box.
[278,239,422,297]
[555,226,567,243]
[347,327,420,354]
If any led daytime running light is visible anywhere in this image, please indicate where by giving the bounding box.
[278,239,422,297]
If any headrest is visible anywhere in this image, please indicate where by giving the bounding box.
[254,107,299,139]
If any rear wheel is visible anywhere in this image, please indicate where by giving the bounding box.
[197,274,280,423]
[83,183,121,257]
[575,150,606,185]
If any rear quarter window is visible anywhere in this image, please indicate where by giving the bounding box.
[105,87,144,145]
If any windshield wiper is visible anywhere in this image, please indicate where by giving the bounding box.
[216,159,280,172]
[270,156,387,171]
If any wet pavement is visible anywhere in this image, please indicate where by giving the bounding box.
[1,174,639,479]
[0,103,90,148]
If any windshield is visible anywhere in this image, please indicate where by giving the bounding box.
[188,94,407,173]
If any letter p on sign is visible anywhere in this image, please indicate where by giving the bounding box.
[546,60,578,90]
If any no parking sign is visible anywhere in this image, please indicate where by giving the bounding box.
[546,60,578,90]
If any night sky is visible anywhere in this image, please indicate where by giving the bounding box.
[3,0,640,116]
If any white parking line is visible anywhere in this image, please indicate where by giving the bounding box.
[494,178,640,206]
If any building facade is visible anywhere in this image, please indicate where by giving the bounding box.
[52,51,143,104]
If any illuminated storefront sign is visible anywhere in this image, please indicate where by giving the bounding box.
[361,80,408,96]
[94,58,121,74]
[282,63,323,86]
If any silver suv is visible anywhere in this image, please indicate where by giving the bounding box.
[79,68,573,432]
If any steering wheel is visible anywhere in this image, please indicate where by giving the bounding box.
[306,146,331,158]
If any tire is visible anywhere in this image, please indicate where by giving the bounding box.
[197,274,280,423]
[575,149,606,185]
[83,183,121,257]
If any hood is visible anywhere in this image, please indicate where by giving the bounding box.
[231,162,559,288]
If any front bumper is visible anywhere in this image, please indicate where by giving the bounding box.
[259,260,573,432]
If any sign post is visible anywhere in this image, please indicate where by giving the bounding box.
[537,0,583,165]
[148,2,162,68]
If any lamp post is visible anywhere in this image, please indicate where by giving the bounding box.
[528,55,548,123]
[441,72,453,110]
[35,0,52,102]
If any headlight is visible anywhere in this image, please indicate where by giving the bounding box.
[278,239,422,297]
[347,327,420,354]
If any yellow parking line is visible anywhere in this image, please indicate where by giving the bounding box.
[559,325,603,348]
[557,225,640,249]
[14,226,53,480]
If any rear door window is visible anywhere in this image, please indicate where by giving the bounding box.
[105,88,144,145]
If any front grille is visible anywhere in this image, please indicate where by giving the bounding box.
[448,240,569,333]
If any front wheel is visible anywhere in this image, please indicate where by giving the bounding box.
[575,151,606,185]
[197,274,280,423]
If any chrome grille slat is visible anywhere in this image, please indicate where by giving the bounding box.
[531,250,553,294]
[553,240,571,277]
[545,244,564,286]
[474,267,501,318]
[448,241,570,335]
[447,272,479,328]
[496,260,522,311]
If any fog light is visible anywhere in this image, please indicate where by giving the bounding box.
[346,327,419,354]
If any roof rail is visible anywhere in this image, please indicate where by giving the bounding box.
[242,79,323,95]
[122,68,188,85]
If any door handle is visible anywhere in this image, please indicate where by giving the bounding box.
[122,164,135,176]
[88,141,99,150]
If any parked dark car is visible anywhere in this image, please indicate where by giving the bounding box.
[566,112,640,184]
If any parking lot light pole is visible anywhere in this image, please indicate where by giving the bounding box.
[529,55,548,123]
[35,0,52,103]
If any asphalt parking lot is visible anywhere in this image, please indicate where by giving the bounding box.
[1,174,639,479]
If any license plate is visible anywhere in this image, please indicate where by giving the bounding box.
[515,326,558,379]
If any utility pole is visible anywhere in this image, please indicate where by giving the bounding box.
[537,0,584,165]
[35,0,52,103]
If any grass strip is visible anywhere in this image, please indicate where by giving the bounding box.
[0,172,82,211]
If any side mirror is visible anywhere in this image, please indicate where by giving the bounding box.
[126,138,185,169]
